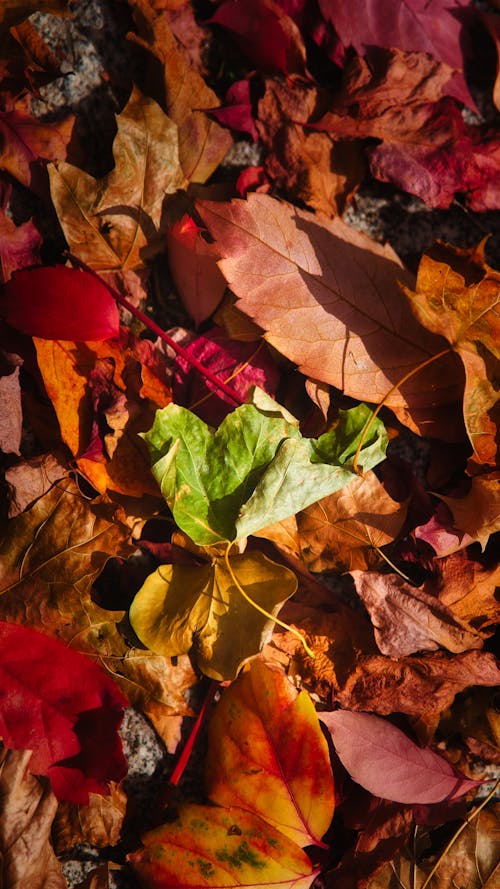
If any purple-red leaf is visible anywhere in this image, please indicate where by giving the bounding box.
[0,622,128,804]
[0,265,119,341]
[321,710,479,804]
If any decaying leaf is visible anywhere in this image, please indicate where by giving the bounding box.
[129,551,298,680]
[5,452,69,517]
[0,205,41,284]
[128,803,319,889]
[48,87,185,300]
[143,387,387,546]
[350,570,484,657]
[53,783,127,853]
[0,746,65,889]
[321,710,478,804]
[431,550,500,634]
[197,194,463,438]
[298,471,408,572]
[205,659,335,846]
[404,244,500,464]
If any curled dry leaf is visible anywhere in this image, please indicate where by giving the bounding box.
[126,0,232,182]
[321,710,479,804]
[350,570,483,657]
[0,746,65,889]
[438,473,500,550]
[431,550,500,634]
[53,783,127,854]
[197,193,463,439]
[48,87,185,301]
[298,470,408,573]
[128,803,319,889]
[205,660,335,847]
[129,551,298,680]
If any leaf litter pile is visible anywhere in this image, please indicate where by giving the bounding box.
[0,1,499,887]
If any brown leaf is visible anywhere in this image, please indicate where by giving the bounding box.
[404,244,500,465]
[350,570,483,657]
[0,356,22,455]
[53,783,127,854]
[0,478,195,723]
[0,0,69,45]
[335,650,500,717]
[0,207,41,284]
[196,193,464,439]
[439,473,500,551]
[430,550,500,633]
[5,452,70,517]
[48,87,185,301]
[257,78,364,215]
[0,745,65,889]
[0,104,76,189]
[298,471,408,572]
[126,0,232,182]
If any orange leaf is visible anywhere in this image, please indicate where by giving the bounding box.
[205,660,334,847]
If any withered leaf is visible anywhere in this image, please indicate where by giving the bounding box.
[298,471,408,573]
[431,550,500,634]
[48,87,185,300]
[0,104,76,189]
[126,0,232,182]
[438,473,500,550]
[53,783,127,854]
[197,193,463,439]
[350,570,484,657]
[0,745,65,889]
[0,206,41,284]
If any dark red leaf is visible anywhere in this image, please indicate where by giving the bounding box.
[209,80,259,141]
[0,265,119,341]
[0,622,128,804]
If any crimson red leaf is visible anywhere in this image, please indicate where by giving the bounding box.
[0,265,119,341]
[0,622,128,804]
[210,80,259,141]
[321,710,479,804]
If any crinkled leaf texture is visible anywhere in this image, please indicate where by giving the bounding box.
[0,265,119,341]
[143,387,387,545]
[205,660,335,847]
[128,803,319,889]
[321,710,479,804]
[129,552,297,680]
[0,622,128,804]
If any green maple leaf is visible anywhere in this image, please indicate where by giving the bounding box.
[142,388,388,546]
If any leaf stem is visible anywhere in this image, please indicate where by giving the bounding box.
[419,778,500,889]
[169,680,219,787]
[223,544,315,659]
[65,253,245,406]
[375,546,414,584]
[352,349,452,474]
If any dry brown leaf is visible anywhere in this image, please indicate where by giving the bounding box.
[0,103,76,190]
[5,452,69,517]
[430,551,500,634]
[439,473,500,551]
[53,783,127,854]
[350,570,484,657]
[0,360,22,455]
[197,193,464,439]
[0,745,65,889]
[48,87,185,301]
[298,471,408,572]
[404,244,500,465]
[335,650,500,717]
[126,0,232,182]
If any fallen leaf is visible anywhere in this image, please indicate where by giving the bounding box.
[144,388,387,545]
[0,350,22,454]
[298,471,408,573]
[415,501,475,557]
[404,245,500,464]
[350,570,483,657]
[482,12,500,112]
[126,0,232,182]
[0,622,128,803]
[48,87,185,301]
[210,0,307,76]
[205,659,335,846]
[1,265,120,341]
[128,803,319,889]
[438,473,500,550]
[0,0,69,45]
[430,550,500,633]
[166,215,226,326]
[129,551,298,680]
[172,326,280,424]
[367,803,499,889]
[196,194,464,439]
[53,783,127,853]
[321,710,479,804]
[0,104,76,189]
[5,452,69,516]
[209,79,259,141]
[0,205,41,284]
[0,745,65,889]
[34,330,170,498]
[74,865,111,889]
[317,0,475,106]
[335,650,500,717]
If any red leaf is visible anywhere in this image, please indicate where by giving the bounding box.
[0,622,128,804]
[321,710,480,804]
[0,207,42,285]
[209,80,259,141]
[0,265,119,341]
[166,216,226,327]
